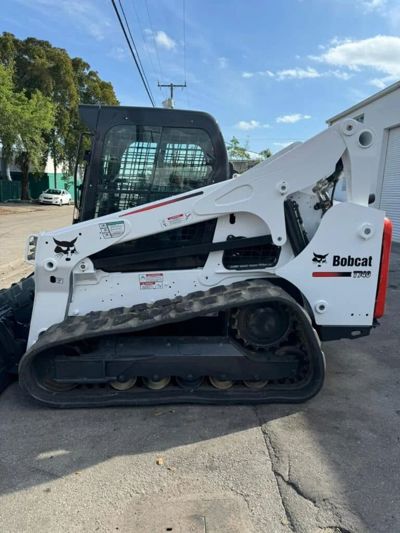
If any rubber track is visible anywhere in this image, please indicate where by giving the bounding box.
[19,279,325,407]
[0,276,35,392]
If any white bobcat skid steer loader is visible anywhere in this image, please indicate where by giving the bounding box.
[0,104,392,407]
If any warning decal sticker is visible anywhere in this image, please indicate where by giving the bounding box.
[161,212,192,228]
[139,273,164,290]
[99,221,125,239]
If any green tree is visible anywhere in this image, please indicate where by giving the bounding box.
[0,32,119,182]
[259,148,272,160]
[226,136,250,160]
[0,63,21,180]
[16,91,55,199]
[0,63,55,197]
[62,57,119,175]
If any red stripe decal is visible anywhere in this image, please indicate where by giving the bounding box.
[120,191,203,217]
[312,272,351,277]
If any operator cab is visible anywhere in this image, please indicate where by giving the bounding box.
[75,104,230,222]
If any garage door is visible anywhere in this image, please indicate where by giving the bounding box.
[380,127,400,242]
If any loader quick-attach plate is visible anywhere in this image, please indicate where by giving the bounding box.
[18,280,325,408]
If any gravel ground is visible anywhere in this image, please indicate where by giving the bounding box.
[0,204,399,532]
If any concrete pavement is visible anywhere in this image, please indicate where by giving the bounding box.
[0,203,74,289]
[0,204,399,532]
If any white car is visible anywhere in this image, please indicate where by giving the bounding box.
[38,188,72,206]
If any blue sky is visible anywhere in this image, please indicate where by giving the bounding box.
[2,0,400,153]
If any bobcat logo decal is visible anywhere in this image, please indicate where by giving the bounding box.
[53,237,78,261]
[312,252,328,267]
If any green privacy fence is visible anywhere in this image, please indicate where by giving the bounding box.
[0,180,21,201]
[0,173,75,202]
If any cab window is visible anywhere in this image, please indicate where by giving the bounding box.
[96,125,216,217]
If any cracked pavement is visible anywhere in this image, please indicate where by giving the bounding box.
[0,205,399,532]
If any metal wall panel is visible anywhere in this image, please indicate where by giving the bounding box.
[380,126,400,242]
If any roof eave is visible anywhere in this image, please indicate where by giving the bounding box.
[326,79,400,125]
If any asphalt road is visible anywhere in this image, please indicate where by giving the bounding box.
[0,204,399,532]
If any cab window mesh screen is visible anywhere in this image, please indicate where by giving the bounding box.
[96,125,215,217]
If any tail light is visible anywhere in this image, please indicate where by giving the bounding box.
[374,218,393,319]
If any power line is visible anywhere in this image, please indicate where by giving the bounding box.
[117,0,154,105]
[144,0,166,98]
[182,0,187,82]
[110,0,156,106]
[128,0,158,87]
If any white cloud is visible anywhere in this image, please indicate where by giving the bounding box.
[368,75,398,89]
[313,35,400,77]
[16,0,111,40]
[154,30,176,50]
[358,0,387,12]
[218,57,228,69]
[369,78,387,89]
[276,67,321,80]
[273,141,295,149]
[107,46,126,62]
[235,120,270,130]
[276,113,311,124]
[235,120,271,131]
[352,1,400,31]
[242,66,352,81]
[258,70,275,77]
[329,70,353,80]
[237,120,260,130]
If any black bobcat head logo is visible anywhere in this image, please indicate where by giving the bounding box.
[313,252,328,267]
[53,237,78,261]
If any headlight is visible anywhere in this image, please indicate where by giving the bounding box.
[25,234,38,264]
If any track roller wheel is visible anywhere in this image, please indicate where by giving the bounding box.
[176,376,203,391]
[243,380,268,390]
[110,377,137,391]
[209,377,234,390]
[142,376,171,390]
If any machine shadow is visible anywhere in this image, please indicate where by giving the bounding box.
[0,382,289,497]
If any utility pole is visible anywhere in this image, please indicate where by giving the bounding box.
[158,82,187,109]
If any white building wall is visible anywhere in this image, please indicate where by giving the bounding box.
[328,84,400,242]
